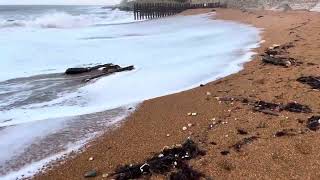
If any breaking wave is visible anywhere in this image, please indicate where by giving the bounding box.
[0,9,135,29]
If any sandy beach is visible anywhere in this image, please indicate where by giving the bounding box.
[34,8,320,179]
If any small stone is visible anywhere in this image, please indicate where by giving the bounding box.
[187,112,192,116]
[182,126,187,131]
[166,134,170,137]
[221,150,230,155]
[206,91,211,96]
[237,128,248,135]
[88,157,94,161]
[225,135,229,137]
[191,112,197,116]
[188,123,193,127]
[84,170,97,178]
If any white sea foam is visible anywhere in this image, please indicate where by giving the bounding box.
[0,10,261,179]
[0,8,135,29]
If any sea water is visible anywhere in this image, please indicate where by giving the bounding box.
[0,5,260,179]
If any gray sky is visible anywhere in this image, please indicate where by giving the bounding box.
[0,0,121,5]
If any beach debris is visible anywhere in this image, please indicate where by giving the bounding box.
[283,102,312,113]
[220,150,230,156]
[231,136,258,152]
[65,63,134,82]
[182,126,188,131]
[84,170,97,178]
[167,134,171,137]
[274,129,301,137]
[191,113,197,116]
[88,157,94,161]
[307,116,320,131]
[206,91,211,96]
[187,123,193,127]
[261,42,300,67]
[297,76,320,90]
[252,101,281,116]
[187,112,192,116]
[65,63,115,74]
[83,65,134,82]
[169,162,204,180]
[237,128,248,135]
[110,139,205,180]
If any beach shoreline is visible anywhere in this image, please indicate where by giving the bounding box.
[34,8,320,179]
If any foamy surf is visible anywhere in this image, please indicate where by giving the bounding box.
[0,5,260,179]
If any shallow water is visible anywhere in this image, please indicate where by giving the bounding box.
[0,5,260,179]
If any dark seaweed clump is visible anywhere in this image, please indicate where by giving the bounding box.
[110,139,205,180]
[231,136,258,152]
[307,116,320,131]
[297,76,320,90]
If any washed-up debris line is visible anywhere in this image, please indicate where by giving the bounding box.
[65,63,134,82]
[274,128,303,137]
[216,96,312,116]
[297,76,320,90]
[110,139,205,180]
[261,43,301,67]
[307,116,320,131]
[230,136,258,152]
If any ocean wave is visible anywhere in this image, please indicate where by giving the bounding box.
[0,9,135,29]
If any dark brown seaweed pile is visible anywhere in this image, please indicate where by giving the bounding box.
[110,139,205,180]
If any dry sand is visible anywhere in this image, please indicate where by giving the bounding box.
[34,8,320,180]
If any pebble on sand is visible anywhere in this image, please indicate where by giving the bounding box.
[166,134,170,137]
[191,112,197,116]
[182,126,188,131]
[88,157,94,161]
[188,123,193,127]
[206,91,212,96]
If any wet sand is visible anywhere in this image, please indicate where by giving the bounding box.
[34,8,320,179]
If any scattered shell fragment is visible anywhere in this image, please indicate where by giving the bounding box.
[182,126,188,131]
[206,91,211,96]
[188,123,193,127]
[191,112,197,116]
[102,173,109,178]
[187,112,192,116]
[166,134,170,137]
[158,153,164,158]
[88,157,94,161]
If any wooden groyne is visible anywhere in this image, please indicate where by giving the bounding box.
[133,2,226,20]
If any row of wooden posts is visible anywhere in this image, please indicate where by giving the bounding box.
[133,2,226,20]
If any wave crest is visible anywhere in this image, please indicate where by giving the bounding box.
[0,10,133,29]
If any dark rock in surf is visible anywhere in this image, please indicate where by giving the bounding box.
[65,67,90,74]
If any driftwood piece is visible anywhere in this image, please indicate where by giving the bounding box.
[83,65,134,82]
